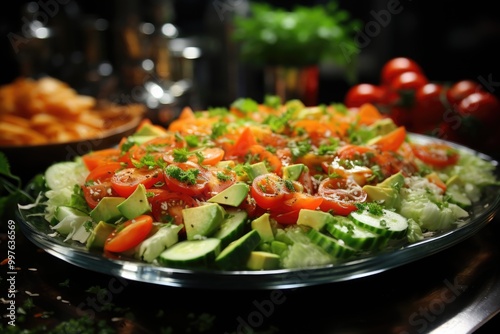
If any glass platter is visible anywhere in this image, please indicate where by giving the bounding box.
[16,134,500,290]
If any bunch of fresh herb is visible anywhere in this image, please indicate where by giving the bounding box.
[232,1,362,68]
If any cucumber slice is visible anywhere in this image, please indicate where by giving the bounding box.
[158,238,221,269]
[446,185,472,208]
[306,228,356,259]
[326,215,384,250]
[212,209,248,248]
[215,229,261,270]
[45,161,88,190]
[350,209,408,239]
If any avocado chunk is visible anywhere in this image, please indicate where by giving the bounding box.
[251,213,275,242]
[207,182,250,207]
[379,172,405,189]
[368,118,397,135]
[296,209,333,231]
[117,184,151,219]
[245,162,268,181]
[86,221,116,250]
[363,185,400,209]
[183,203,226,241]
[246,251,281,270]
[90,197,126,223]
[282,163,305,181]
[134,121,169,136]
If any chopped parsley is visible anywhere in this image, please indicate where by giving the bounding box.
[165,165,200,185]
[288,139,311,159]
[356,202,384,216]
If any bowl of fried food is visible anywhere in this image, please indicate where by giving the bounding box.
[0,76,145,180]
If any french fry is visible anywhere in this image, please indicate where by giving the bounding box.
[0,76,145,146]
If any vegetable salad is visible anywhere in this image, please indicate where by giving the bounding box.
[23,98,499,271]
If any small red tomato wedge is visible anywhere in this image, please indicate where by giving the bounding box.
[104,215,153,253]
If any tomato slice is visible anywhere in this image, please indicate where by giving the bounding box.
[250,173,286,211]
[225,127,257,158]
[110,167,164,198]
[271,210,301,225]
[204,166,237,198]
[280,192,323,213]
[163,147,225,166]
[104,215,154,253]
[82,162,122,209]
[247,144,282,174]
[82,148,122,171]
[410,143,459,168]
[163,161,210,197]
[318,177,367,216]
[129,135,185,163]
[147,189,198,226]
[370,126,407,152]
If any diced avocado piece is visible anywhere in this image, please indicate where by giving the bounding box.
[363,185,400,209]
[117,184,151,219]
[216,160,235,169]
[128,135,158,145]
[183,203,226,241]
[207,182,250,207]
[90,197,126,223]
[246,251,280,270]
[212,209,248,248]
[379,172,405,189]
[270,240,288,256]
[251,213,275,242]
[445,174,460,187]
[296,106,324,120]
[135,224,183,263]
[282,163,305,181]
[296,209,333,231]
[86,221,116,250]
[246,162,268,181]
[215,229,261,270]
[134,121,169,136]
[368,118,397,135]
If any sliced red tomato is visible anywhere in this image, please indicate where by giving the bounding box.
[317,177,367,216]
[204,166,237,198]
[247,144,282,174]
[163,161,210,197]
[225,127,257,158]
[110,167,164,198]
[271,210,301,225]
[336,145,375,160]
[129,134,185,163]
[82,162,122,209]
[410,142,459,168]
[147,188,198,226]
[281,192,323,213]
[104,215,154,253]
[82,148,122,171]
[163,147,225,166]
[250,173,286,211]
[370,126,407,152]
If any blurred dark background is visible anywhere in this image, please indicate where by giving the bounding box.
[1,0,500,109]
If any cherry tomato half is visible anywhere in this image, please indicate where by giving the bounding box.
[82,148,122,171]
[163,161,210,197]
[82,162,122,209]
[381,57,423,86]
[318,177,367,216]
[147,188,198,226]
[410,143,459,168]
[110,167,164,198]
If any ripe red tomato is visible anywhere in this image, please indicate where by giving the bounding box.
[110,167,164,198]
[412,83,447,131]
[317,177,367,216]
[147,188,198,226]
[456,91,500,127]
[104,215,154,253]
[344,83,387,108]
[410,143,459,168]
[82,162,122,209]
[381,57,424,86]
[163,161,210,197]
[446,80,483,107]
[389,71,428,91]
